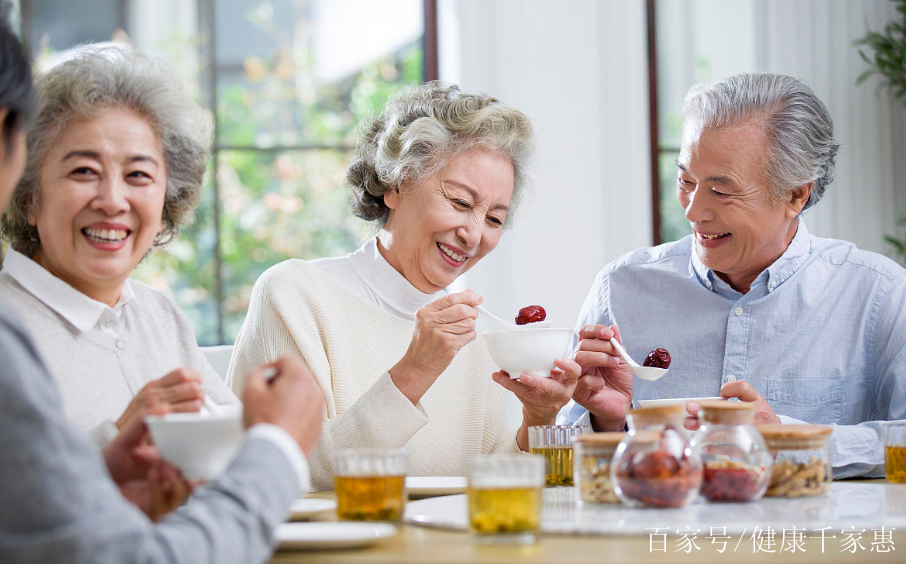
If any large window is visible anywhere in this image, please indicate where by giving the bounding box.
[650,0,759,244]
[17,0,434,344]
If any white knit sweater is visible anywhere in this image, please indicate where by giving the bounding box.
[227,259,520,490]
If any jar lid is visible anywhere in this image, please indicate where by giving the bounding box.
[628,405,685,417]
[757,424,832,439]
[628,430,660,443]
[698,400,754,424]
[573,432,626,445]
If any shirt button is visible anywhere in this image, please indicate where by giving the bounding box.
[116,340,125,350]
[734,307,743,316]
[727,375,736,382]
[105,320,113,329]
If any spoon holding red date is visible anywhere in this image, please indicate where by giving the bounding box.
[608,338,669,381]
[476,304,553,331]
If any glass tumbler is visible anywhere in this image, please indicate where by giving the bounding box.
[528,425,592,486]
[467,454,544,544]
[332,448,407,521]
[885,422,906,484]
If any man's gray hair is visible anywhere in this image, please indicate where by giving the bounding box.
[346,81,534,227]
[683,72,839,210]
[0,44,211,255]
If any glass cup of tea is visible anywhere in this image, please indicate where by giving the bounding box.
[885,422,906,484]
[332,448,407,521]
[466,454,545,544]
[528,425,592,486]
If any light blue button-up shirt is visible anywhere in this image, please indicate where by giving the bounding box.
[559,219,906,478]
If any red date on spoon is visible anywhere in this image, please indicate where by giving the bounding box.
[643,348,671,369]
[515,305,546,325]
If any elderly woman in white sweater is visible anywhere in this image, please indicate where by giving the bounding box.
[228,82,581,489]
[0,45,236,446]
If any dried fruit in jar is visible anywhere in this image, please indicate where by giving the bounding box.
[614,437,701,508]
[642,348,671,369]
[515,305,546,325]
[700,458,768,502]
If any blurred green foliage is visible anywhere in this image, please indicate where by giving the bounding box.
[854,0,906,265]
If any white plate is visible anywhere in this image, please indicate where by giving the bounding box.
[406,476,467,497]
[636,396,722,408]
[287,498,337,520]
[275,522,397,551]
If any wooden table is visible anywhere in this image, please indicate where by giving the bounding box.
[270,481,906,564]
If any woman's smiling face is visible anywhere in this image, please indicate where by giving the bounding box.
[30,107,167,305]
[379,146,515,293]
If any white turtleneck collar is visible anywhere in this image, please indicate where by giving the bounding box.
[310,237,446,320]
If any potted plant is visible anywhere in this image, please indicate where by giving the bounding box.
[855,0,906,264]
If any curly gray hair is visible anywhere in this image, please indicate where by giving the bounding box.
[682,72,839,211]
[0,44,211,255]
[346,81,534,226]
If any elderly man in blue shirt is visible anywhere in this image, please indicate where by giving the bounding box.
[560,72,906,479]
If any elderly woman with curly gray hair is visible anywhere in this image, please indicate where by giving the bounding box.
[0,45,236,447]
[228,82,581,489]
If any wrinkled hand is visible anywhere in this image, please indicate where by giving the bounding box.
[116,368,204,431]
[494,357,582,425]
[243,356,325,456]
[494,358,582,452]
[390,290,482,404]
[571,324,634,431]
[684,380,780,431]
[104,415,193,521]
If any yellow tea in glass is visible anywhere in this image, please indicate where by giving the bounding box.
[527,425,591,486]
[529,445,574,486]
[885,423,906,484]
[468,486,542,535]
[332,449,407,521]
[467,454,544,544]
[335,475,406,521]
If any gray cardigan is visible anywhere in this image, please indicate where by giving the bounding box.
[0,303,299,564]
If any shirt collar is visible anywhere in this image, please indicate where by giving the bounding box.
[691,217,812,294]
[2,247,133,332]
[349,237,445,317]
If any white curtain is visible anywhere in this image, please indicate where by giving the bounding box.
[755,0,906,257]
[438,0,651,330]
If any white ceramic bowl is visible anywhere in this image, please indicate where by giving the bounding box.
[636,397,723,409]
[146,405,244,480]
[483,328,574,378]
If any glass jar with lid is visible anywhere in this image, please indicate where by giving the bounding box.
[757,424,832,498]
[690,400,772,502]
[573,432,625,504]
[612,406,703,508]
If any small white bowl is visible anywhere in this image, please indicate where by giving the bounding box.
[483,328,573,378]
[146,405,244,480]
[636,397,723,409]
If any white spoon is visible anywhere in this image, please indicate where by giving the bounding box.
[476,305,553,330]
[609,338,668,382]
